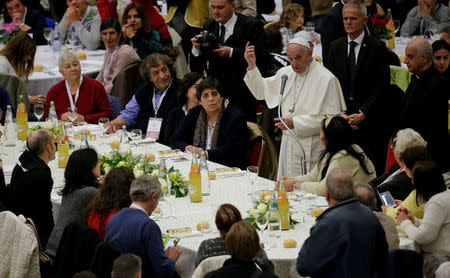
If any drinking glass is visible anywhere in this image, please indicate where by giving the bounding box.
[256,212,269,240]
[164,187,176,220]
[247,166,258,186]
[98,117,109,137]
[34,103,44,122]
[394,20,400,35]
[67,107,77,124]
[67,29,76,51]
[131,129,142,143]
[43,27,52,50]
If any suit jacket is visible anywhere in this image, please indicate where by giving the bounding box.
[190,13,268,120]
[4,5,47,45]
[369,163,413,204]
[170,105,249,170]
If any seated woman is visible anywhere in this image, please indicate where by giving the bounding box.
[370,128,427,204]
[96,18,140,94]
[121,2,162,59]
[364,0,385,17]
[278,3,304,53]
[0,32,44,106]
[204,221,277,278]
[45,148,102,257]
[85,166,135,241]
[432,40,450,82]
[383,146,431,223]
[277,116,376,196]
[44,52,112,124]
[58,0,101,50]
[397,161,450,259]
[170,76,248,170]
[164,72,202,145]
[196,204,274,273]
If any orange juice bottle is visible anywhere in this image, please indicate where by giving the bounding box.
[16,95,28,140]
[189,153,202,202]
[58,122,69,168]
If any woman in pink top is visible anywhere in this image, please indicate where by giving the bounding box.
[96,18,140,94]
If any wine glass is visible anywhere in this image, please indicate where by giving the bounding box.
[393,20,400,35]
[34,103,44,122]
[67,29,76,51]
[98,117,109,137]
[67,107,77,124]
[164,187,176,220]
[256,212,269,243]
[131,129,142,143]
[43,27,52,50]
[247,166,258,187]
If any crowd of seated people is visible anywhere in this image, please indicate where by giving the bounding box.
[0,0,449,277]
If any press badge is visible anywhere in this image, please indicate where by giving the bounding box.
[146,118,163,139]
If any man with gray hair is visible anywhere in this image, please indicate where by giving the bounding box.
[112,253,142,278]
[396,38,449,171]
[297,168,388,277]
[244,37,346,178]
[353,183,400,250]
[105,175,181,278]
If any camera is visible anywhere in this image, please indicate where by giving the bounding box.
[194,31,219,53]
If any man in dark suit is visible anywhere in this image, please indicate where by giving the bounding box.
[3,0,47,45]
[327,0,391,175]
[396,38,449,171]
[190,0,268,122]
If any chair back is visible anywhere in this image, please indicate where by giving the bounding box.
[110,61,145,109]
[53,221,100,278]
[90,241,123,278]
[247,122,278,180]
[0,73,29,110]
[390,65,411,93]
[192,255,231,278]
[378,249,423,278]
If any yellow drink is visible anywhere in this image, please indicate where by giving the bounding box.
[58,143,69,168]
[16,97,28,140]
[278,199,290,230]
[189,156,202,202]
[387,19,395,49]
[110,140,120,149]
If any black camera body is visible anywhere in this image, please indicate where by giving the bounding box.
[194,31,219,53]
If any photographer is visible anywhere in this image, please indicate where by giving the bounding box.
[190,0,268,122]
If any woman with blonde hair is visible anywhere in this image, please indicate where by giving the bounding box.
[278,3,304,52]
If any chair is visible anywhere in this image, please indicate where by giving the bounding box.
[110,60,145,109]
[390,65,411,93]
[0,211,40,278]
[0,73,30,110]
[247,122,278,181]
[90,241,123,278]
[264,20,279,30]
[191,255,231,278]
[108,95,121,120]
[376,249,423,278]
[53,221,100,278]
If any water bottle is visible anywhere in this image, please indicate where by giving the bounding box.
[80,130,89,149]
[0,14,5,35]
[4,105,16,147]
[47,101,57,126]
[268,192,281,238]
[52,36,61,53]
[199,151,210,196]
[120,125,128,152]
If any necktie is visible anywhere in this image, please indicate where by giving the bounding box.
[219,25,226,45]
[347,41,357,101]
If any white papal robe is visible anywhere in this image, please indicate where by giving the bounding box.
[244,60,346,178]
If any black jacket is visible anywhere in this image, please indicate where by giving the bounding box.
[205,258,278,278]
[4,5,48,45]
[6,150,54,245]
[164,105,187,145]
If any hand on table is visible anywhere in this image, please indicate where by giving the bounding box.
[185,145,204,157]
[29,95,46,105]
[274,176,297,191]
[105,123,117,134]
[244,41,256,70]
[166,246,182,261]
[274,117,294,130]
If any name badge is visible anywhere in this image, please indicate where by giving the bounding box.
[146,117,163,139]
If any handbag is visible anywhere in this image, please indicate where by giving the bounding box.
[25,217,53,265]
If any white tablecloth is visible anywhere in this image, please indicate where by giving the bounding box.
[26,46,105,96]
[1,124,418,278]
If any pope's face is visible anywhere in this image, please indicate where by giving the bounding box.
[286,44,312,74]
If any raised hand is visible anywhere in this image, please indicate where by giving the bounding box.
[244,41,256,70]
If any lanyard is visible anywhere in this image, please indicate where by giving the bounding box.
[130,203,148,215]
[152,78,172,116]
[65,76,83,111]
[103,46,119,83]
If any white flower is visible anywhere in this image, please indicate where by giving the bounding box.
[264,195,271,203]
[152,169,159,176]
[158,177,168,192]
[104,165,111,173]
[117,161,126,167]
[134,169,144,177]
[257,203,268,214]
[43,121,54,129]
[105,152,113,160]
[249,208,259,219]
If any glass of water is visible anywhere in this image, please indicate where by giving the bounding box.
[164,187,176,220]
[131,129,142,143]
[34,103,44,122]
[247,166,258,187]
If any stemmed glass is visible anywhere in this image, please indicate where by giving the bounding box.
[164,187,176,220]
[131,129,142,144]
[34,103,44,122]
[247,166,258,187]
[98,117,109,137]
[67,29,77,51]
[256,212,269,245]
[394,20,400,35]
[43,27,52,51]
[67,107,77,125]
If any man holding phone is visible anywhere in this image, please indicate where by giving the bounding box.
[106,175,182,278]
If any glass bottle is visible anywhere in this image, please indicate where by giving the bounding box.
[4,105,16,147]
[189,152,202,202]
[120,125,128,152]
[268,192,281,238]
[80,130,89,149]
[386,9,395,49]
[16,95,28,140]
[47,100,57,126]
[58,121,69,168]
[199,151,210,196]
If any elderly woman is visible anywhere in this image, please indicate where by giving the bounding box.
[170,76,248,169]
[44,52,112,124]
[96,18,140,94]
[59,0,101,50]
[204,221,277,278]
[195,204,274,272]
[121,2,162,59]
[370,128,427,202]
[164,72,202,145]
[397,161,450,260]
[45,148,101,257]
[106,53,178,142]
[277,116,376,196]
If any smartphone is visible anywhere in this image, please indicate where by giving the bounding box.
[378,190,396,207]
[162,233,180,251]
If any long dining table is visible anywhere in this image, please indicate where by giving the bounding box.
[1,123,418,278]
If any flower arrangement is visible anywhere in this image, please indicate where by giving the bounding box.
[29,121,75,149]
[0,22,24,44]
[99,151,189,197]
[244,191,298,230]
[368,14,393,40]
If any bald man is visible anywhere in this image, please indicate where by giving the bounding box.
[6,129,56,245]
[396,38,449,171]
